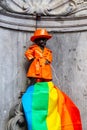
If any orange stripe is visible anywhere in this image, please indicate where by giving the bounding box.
[54,86,74,130]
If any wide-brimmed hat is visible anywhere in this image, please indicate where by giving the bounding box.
[30,28,52,42]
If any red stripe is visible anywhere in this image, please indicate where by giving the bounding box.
[54,85,82,130]
[62,92,82,130]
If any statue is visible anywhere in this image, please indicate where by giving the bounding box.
[22,28,82,130]
[25,28,52,84]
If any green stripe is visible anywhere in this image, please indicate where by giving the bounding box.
[32,82,49,130]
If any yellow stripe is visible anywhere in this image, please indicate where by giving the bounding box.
[46,82,61,130]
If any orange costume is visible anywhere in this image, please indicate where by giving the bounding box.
[25,44,52,80]
[25,28,52,80]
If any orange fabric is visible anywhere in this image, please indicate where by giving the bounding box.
[54,86,82,130]
[61,91,82,130]
[25,44,52,80]
[55,87,74,130]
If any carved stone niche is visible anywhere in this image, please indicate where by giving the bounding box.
[0,0,87,32]
[0,0,77,15]
[0,0,87,16]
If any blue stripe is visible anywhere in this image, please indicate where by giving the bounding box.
[22,85,34,130]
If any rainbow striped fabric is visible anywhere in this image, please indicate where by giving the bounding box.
[22,81,82,130]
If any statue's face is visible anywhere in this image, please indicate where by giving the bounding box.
[34,38,48,48]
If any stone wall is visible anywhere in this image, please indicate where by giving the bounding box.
[0,27,87,130]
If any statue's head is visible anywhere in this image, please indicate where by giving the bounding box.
[30,28,52,42]
[34,37,48,48]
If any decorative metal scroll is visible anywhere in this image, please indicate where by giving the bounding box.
[6,101,27,130]
[0,0,87,16]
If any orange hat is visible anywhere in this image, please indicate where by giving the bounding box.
[30,28,52,42]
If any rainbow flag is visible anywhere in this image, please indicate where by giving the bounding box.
[22,81,82,130]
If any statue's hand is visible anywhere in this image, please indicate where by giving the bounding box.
[45,60,50,65]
